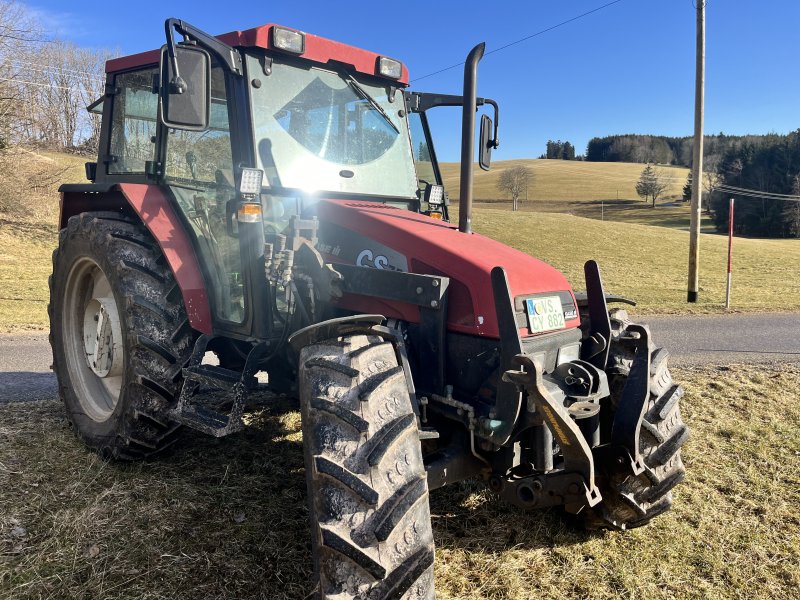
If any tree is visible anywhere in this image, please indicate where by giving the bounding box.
[635,164,669,207]
[20,40,113,150]
[544,139,576,160]
[0,0,43,147]
[783,174,800,238]
[497,165,532,211]
[682,172,692,202]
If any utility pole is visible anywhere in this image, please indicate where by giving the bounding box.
[687,0,705,302]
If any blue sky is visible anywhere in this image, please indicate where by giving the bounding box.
[24,0,800,161]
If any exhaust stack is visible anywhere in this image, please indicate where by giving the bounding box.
[458,42,485,235]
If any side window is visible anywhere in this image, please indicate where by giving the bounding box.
[108,68,158,174]
[165,62,233,186]
[408,111,438,190]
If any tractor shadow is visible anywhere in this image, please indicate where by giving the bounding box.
[428,482,600,554]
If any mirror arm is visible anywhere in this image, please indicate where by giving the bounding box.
[482,98,500,148]
[164,17,243,77]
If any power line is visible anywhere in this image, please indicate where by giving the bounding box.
[0,76,81,91]
[411,0,625,82]
[713,183,800,199]
[9,60,105,81]
[713,184,800,202]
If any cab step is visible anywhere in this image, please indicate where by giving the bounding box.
[169,335,270,437]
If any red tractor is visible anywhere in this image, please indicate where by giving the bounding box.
[50,18,688,599]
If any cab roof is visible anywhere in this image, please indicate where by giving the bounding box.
[105,23,409,85]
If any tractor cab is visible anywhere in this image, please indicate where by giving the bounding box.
[86,20,497,342]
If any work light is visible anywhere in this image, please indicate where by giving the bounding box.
[239,168,264,197]
[272,27,305,54]
[377,56,402,79]
[424,183,445,205]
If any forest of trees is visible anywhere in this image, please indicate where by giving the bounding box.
[541,139,578,160]
[708,130,800,238]
[585,133,783,168]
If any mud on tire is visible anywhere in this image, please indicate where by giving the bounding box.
[585,308,689,530]
[49,212,197,460]
[299,334,435,599]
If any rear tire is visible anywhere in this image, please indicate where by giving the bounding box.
[49,212,197,460]
[585,308,688,529]
[299,334,435,599]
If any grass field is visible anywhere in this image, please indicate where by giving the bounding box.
[0,154,797,331]
[440,159,713,231]
[0,151,85,332]
[1,363,798,599]
[440,159,689,203]
[468,208,800,314]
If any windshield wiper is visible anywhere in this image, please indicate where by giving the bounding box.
[340,70,399,134]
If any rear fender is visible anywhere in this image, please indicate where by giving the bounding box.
[59,183,213,335]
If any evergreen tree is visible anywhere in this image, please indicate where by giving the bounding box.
[683,172,692,202]
[635,164,669,207]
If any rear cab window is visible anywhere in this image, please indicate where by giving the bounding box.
[107,68,158,174]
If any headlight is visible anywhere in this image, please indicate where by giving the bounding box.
[272,27,305,54]
[377,56,402,79]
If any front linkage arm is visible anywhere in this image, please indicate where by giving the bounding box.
[502,356,602,510]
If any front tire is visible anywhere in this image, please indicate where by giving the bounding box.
[585,308,689,529]
[299,334,435,599]
[49,212,197,459]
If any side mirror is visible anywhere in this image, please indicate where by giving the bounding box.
[159,44,210,131]
[479,114,493,171]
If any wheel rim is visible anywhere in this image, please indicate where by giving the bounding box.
[62,257,124,422]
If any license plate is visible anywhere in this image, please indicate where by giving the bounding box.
[525,296,566,334]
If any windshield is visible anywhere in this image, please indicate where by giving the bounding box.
[247,53,417,198]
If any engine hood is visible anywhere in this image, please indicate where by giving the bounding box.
[313,199,579,338]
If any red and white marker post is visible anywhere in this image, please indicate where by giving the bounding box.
[725,198,734,309]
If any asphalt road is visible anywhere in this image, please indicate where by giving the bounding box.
[641,312,800,367]
[1,313,799,403]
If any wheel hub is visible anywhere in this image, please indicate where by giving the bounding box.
[83,297,122,378]
[62,258,125,422]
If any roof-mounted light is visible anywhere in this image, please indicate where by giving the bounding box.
[377,56,402,80]
[272,26,305,54]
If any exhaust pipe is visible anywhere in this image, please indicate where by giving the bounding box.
[458,42,485,234]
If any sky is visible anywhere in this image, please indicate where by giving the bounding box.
[22,0,800,161]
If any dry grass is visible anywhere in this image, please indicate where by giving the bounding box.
[441,159,711,232]
[0,153,795,331]
[0,150,86,332]
[1,364,799,599]
[440,159,689,203]
[467,208,800,315]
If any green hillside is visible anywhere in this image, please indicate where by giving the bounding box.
[0,153,795,331]
[440,159,689,203]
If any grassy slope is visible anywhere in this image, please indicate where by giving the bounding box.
[441,159,710,231]
[0,154,796,331]
[467,207,800,314]
[0,152,85,332]
[441,159,688,200]
[1,364,798,598]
